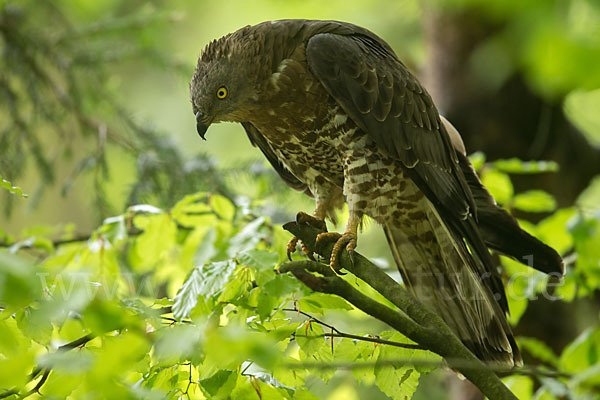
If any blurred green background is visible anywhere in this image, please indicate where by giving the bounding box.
[1,0,599,399]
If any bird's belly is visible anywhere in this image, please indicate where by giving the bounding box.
[342,146,426,225]
[270,134,345,189]
[250,99,424,223]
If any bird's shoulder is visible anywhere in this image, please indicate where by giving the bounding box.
[233,20,394,71]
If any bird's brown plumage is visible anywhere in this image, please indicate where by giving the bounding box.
[190,19,564,366]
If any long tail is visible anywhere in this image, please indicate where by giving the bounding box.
[384,202,522,366]
[456,151,564,276]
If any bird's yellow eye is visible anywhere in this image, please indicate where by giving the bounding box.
[216,87,228,99]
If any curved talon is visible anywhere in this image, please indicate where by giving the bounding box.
[348,249,355,266]
[300,241,316,261]
[287,236,299,261]
[315,231,357,273]
[287,236,316,261]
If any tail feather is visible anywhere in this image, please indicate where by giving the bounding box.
[457,152,564,276]
[384,201,522,366]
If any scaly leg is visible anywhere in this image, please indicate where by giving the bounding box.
[315,210,360,272]
[287,210,328,261]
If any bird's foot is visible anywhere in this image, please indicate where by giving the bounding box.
[287,212,327,261]
[315,231,357,273]
[286,236,315,261]
[295,211,327,231]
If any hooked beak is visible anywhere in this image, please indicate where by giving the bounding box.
[195,111,209,140]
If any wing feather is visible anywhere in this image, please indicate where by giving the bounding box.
[305,32,474,222]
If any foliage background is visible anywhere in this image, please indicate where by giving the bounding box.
[1,0,599,399]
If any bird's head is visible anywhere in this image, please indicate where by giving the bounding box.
[190,33,263,140]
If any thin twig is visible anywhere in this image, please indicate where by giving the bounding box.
[0,334,96,399]
[281,307,423,350]
[21,369,50,399]
[297,333,424,350]
[161,316,192,325]
[281,308,342,333]
[0,390,18,399]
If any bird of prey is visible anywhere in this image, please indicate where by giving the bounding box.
[190,19,563,366]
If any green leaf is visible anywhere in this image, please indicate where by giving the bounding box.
[293,388,320,400]
[0,349,35,389]
[263,274,303,299]
[513,190,557,212]
[0,252,42,310]
[218,269,249,303]
[210,194,235,221]
[41,370,82,399]
[257,292,277,320]
[153,324,204,364]
[0,317,34,360]
[493,158,559,174]
[120,298,161,324]
[237,249,279,271]
[0,175,28,198]
[372,331,428,398]
[180,227,217,269]
[204,324,281,370]
[268,322,302,342]
[481,169,514,205]
[560,327,600,373]
[152,297,173,307]
[503,376,533,400]
[295,321,325,357]
[537,208,576,254]
[228,217,268,255]
[190,295,216,324]
[89,332,150,386]
[536,377,570,399]
[298,293,353,313]
[375,364,419,400]
[38,350,94,373]
[171,192,216,227]
[332,338,361,361]
[568,212,600,291]
[230,377,260,399]
[16,307,53,345]
[133,213,177,272]
[199,370,238,398]
[518,337,559,366]
[193,228,218,266]
[468,151,486,170]
[565,89,600,148]
[82,299,134,334]
[570,362,600,387]
[173,260,236,320]
[255,379,291,400]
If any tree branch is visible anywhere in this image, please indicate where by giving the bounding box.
[0,334,96,399]
[280,220,518,400]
